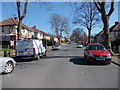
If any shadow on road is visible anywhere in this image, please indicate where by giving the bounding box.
[69,56,108,66]
[14,58,38,62]
[47,56,80,59]
[69,56,87,65]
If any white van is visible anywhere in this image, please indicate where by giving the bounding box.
[16,39,46,60]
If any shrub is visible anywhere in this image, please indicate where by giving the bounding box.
[42,39,56,46]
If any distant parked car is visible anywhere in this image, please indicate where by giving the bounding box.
[84,43,112,64]
[52,45,61,50]
[77,43,83,48]
[0,57,16,74]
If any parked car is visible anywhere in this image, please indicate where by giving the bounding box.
[77,43,83,48]
[16,39,46,60]
[0,57,16,74]
[84,43,112,64]
[52,45,61,50]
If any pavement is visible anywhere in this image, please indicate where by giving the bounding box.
[111,54,120,66]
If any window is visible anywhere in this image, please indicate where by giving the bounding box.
[2,26,4,32]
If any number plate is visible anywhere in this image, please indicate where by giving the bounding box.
[96,58,105,61]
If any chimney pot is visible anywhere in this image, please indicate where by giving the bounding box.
[14,17,17,19]
[34,26,36,28]
[115,22,118,25]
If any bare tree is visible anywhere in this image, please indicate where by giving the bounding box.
[50,13,70,45]
[94,0,115,55]
[16,0,28,40]
[73,2,101,44]
[70,28,87,43]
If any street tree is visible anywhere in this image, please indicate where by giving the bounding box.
[16,0,28,40]
[94,0,115,55]
[73,2,101,44]
[50,13,70,45]
[70,28,87,43]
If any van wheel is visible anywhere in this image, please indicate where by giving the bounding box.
[36,55,40,60]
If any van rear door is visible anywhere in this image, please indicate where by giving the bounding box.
[16,40,34,56]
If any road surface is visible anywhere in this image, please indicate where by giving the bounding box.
[2,44,118,88]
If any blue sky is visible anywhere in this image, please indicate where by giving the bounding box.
[1,2,119,37]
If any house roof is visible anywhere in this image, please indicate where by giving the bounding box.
[31,27,39,32]
[94,30,104,38]
[0,17,52,36]
[51,35,63,38]
[31,26,50,36]
[0,17,32,31]
[0,17,18,26]
[95,22,120,38]
[113,22,120,31]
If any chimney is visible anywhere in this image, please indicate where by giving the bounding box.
[34,26,36,28]
[115,22,119,25]
[14,17,17,19]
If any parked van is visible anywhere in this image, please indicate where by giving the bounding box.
[16,39,46,60]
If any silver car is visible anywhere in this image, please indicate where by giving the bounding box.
[0,57,16,74]
[52,45,61,50]
[77,44,83,48]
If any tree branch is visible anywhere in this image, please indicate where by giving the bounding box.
[21,0,28,19]
[94,2,102,13]
[107,1,114,16]
[16,0,21,20]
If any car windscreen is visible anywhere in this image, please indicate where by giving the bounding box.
[88,45,106,50]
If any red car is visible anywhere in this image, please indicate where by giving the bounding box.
[84,43,112,64]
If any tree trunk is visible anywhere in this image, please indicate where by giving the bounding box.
[58,37,61,45]
[17,20,22,40]
[88,29,91,44]
[102,15,115,55]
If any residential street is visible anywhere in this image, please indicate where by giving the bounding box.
[2,44,118,88]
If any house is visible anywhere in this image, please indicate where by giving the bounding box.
[0,17,34,48]
[38,30,51,40]
[109,22,120,39]
[50,35,66,44]
[31,26,43,39]
[50,35,59,43]
[94,22,120,43]
[94,22,120,53]
[94,30,104,43]
[31,26,51,40]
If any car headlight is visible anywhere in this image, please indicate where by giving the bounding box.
[88,53,94,57]
[107,53,111,57]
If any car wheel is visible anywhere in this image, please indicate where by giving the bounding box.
[44,52,47,57]
[36,55,40,60]
[106,62,111,65]
[86,57,90,64]
[84,55,86,59]
[3,61,14,74]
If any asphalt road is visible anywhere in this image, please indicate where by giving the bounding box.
[2,44,119,88]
